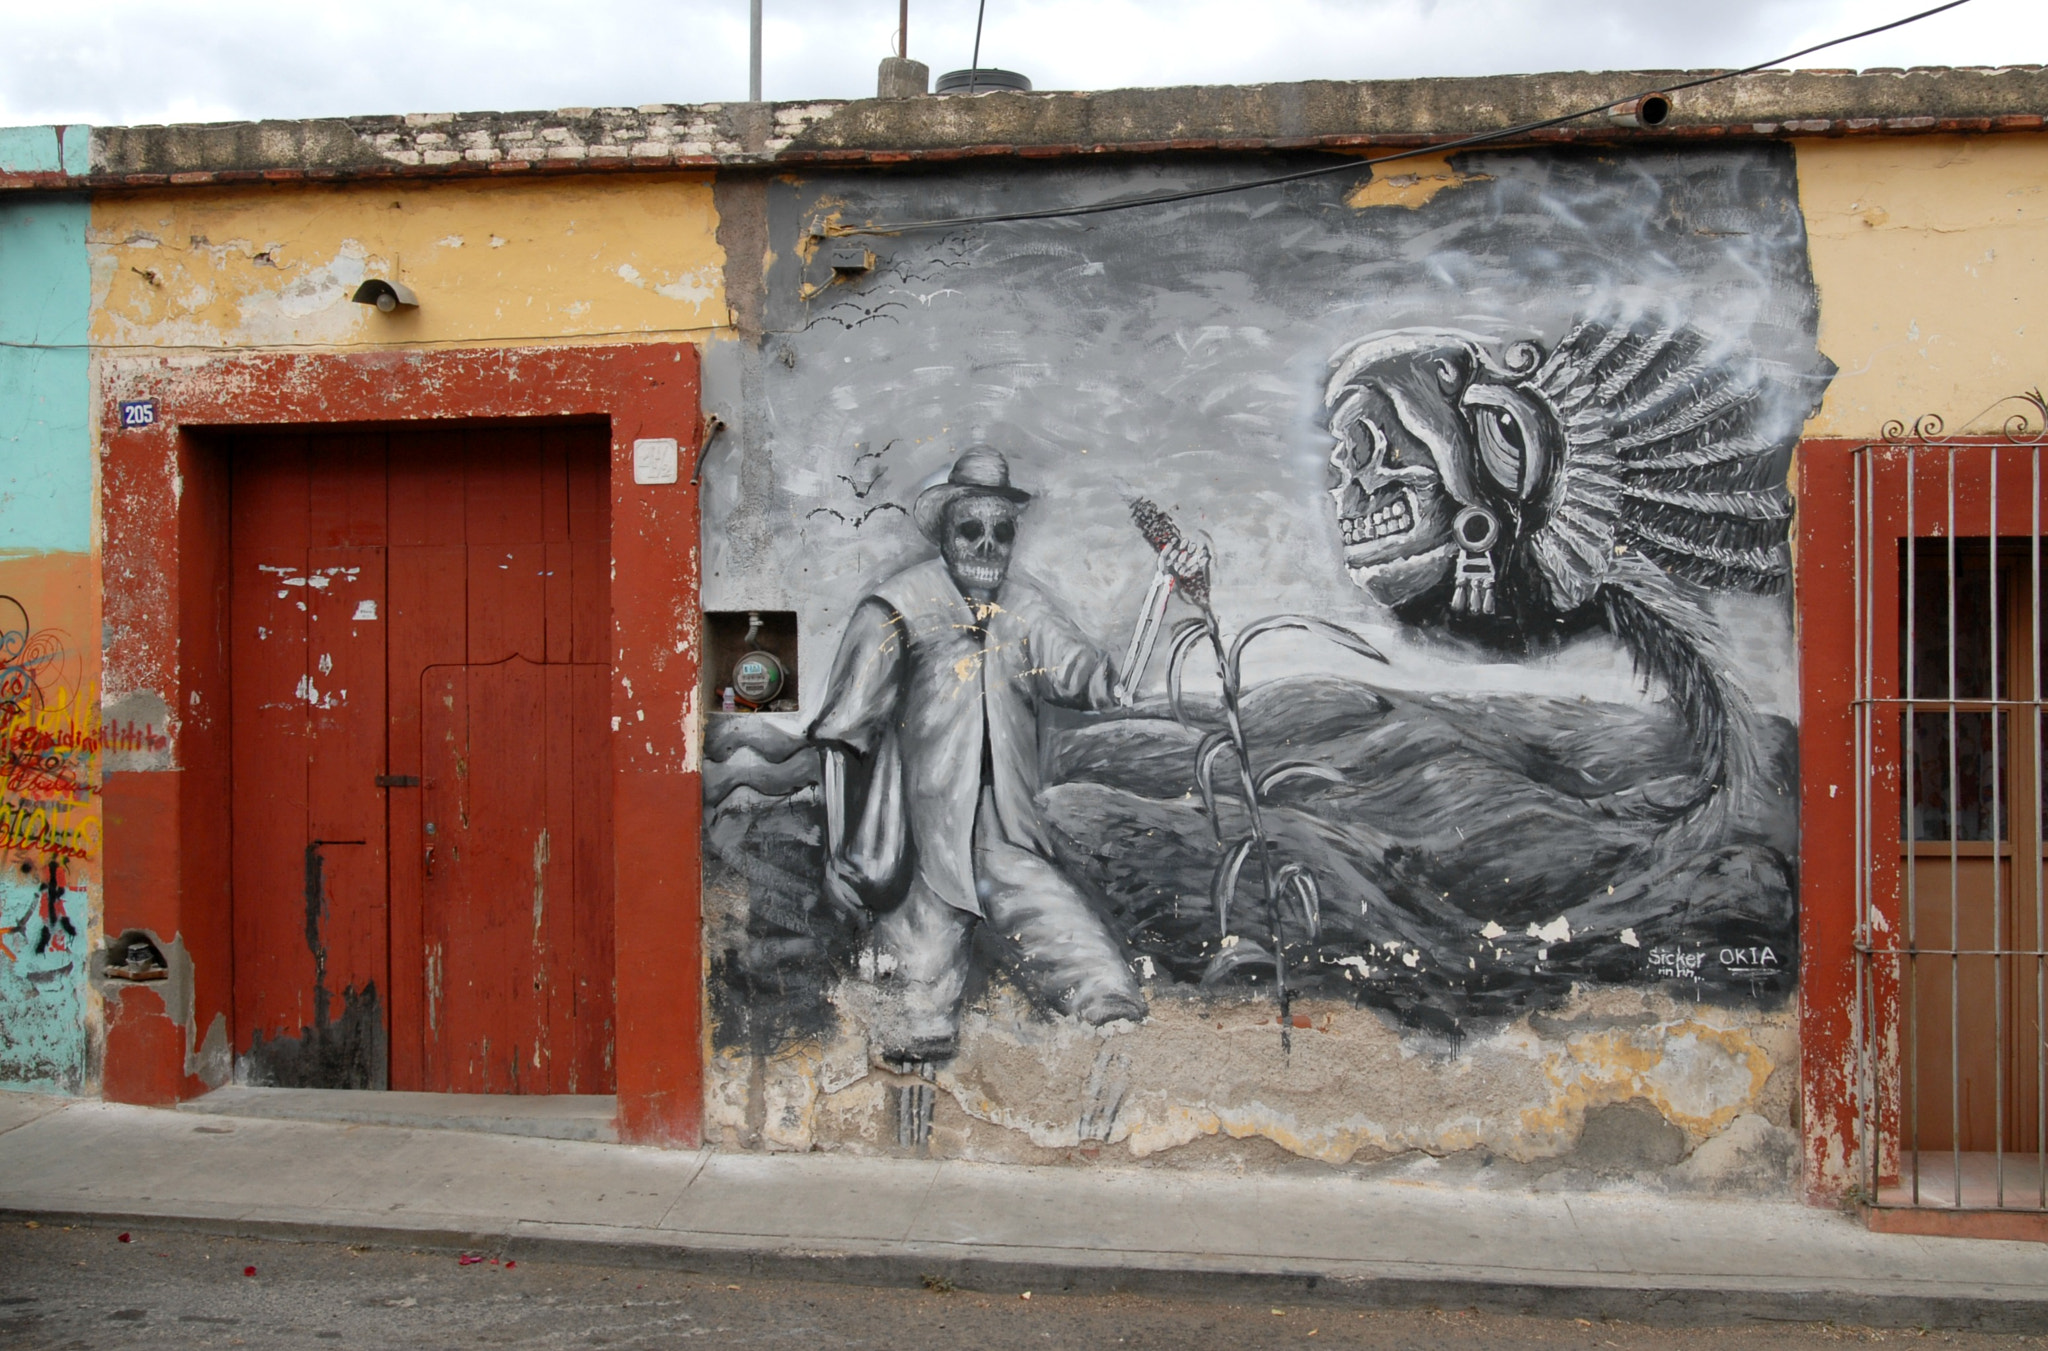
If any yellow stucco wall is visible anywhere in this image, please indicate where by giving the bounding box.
[88,174,726,349]
[1799,134,2048,437]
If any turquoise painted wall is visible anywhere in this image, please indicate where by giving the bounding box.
[0,192,92,554]
[0,126,91,178]
[1,131,95,1093]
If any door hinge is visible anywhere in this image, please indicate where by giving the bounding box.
[375,774,422,788]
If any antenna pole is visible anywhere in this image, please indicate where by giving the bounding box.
[749,0,763,101]
[899,0,908,57]
[969,0,986,94]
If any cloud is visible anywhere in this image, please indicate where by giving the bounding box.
[0,0,2037,127]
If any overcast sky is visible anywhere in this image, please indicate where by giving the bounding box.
[1,0,2041,127]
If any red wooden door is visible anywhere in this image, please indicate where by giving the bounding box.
[420,660,613,1092]
[229,433,392,1087]
[229,426,614,1093]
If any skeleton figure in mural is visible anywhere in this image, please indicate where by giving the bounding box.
[808,448,1206,1061]
[1323,314,1795,821]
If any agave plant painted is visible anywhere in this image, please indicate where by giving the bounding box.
[1129,498,1389,1044]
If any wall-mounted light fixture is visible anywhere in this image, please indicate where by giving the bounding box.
[351,279,419,313]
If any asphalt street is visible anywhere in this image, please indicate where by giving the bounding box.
[2,1222,2045,1350]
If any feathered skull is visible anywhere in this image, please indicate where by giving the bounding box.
[1323,316,1793,626]
[1321,314,1804,821]
[1323,330,1566,616]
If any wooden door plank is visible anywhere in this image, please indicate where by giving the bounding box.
[417,665,468,1092]
[309,432,388,548]
[423,658,551,1093]
[229,435,314,1068]
[542,542,575,666]
[465,658,550,1092]
[384,542,466,1091]
[398,423,617,1096]
[567,432,611,666]
[567,427,615,1089]
[465,427,546,545]
[389,429,468,548]
[469,427,549,665]
[570,661,617,1091]
[540,663,577,1091]
[386,428,468,1089]
[232,434,313,549]
[565,429,608,543]
[468,543,549,665]
[541,427,573,545]
[304,541,390,1088]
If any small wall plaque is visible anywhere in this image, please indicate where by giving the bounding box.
[633,437,679,484]
[119,399,157,429]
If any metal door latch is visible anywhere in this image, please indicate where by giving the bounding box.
[375,774,422,788]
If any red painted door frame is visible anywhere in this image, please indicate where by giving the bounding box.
[98,345,705,1146]
[1796,435,2040,1206]
[1799,436,1867,1204]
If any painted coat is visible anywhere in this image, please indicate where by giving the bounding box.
[808,556,1115,917]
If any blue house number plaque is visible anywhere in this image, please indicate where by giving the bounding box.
[119,399,157,429]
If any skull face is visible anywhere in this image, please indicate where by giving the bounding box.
[1324,330,1563,611]
[942,494,1019,594]
[1324,338,1476,608]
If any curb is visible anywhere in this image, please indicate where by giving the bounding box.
[6,1205,2047,1333]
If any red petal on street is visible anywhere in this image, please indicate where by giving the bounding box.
[117,1233,131,1243]
[243,1266,257,1277]
[504,1261,516,1269]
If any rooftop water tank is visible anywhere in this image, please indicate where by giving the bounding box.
[934,68,1031,94]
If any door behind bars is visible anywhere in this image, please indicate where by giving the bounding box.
[1899,537,2048,1156]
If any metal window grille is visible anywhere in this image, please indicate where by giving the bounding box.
[1853,395,2048,1213]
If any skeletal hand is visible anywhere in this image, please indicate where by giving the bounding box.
[820,855,870,929]
[1163,541,1210,586]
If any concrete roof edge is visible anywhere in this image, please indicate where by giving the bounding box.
[5,65,2044,190]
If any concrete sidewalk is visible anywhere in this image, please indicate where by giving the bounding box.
[2,1091,2045,1331]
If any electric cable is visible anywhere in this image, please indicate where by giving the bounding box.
[834,0,1977,237]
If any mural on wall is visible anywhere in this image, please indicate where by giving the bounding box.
[0,591,98,1089]
[1324,316,1791,828]
[806,447,1210,1060]
[704,145,1832,1064]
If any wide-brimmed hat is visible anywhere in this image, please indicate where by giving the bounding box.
[912,446,1032,545]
